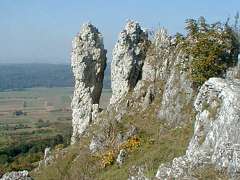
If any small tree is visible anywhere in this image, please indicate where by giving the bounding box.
[182,17,239,86]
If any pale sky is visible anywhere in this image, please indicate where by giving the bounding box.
[0,0,239,64]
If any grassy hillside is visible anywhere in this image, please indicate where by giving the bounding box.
[32,96,194,180]
[0,87,111,175]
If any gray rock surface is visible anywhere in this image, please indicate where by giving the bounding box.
[128,166,149,180]
[226,63,240,80]
[157,59,194,126]
[39,147,53,167]
[141,28,172,82]
[153,31,194,126]
[134,29,195,125]
[110,21,149,105]
[116,149,127,165]
[89,135,106,153]
[71,23,107,144]
[0,171,32,180]
[156,77,240,179]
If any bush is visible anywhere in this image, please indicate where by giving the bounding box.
[100,150,115,168]
[182,17,239,86]
[120,136,141,152]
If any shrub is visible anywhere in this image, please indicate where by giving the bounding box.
[183,17,239,86]
[99,136,141,168]
[100,150,116,168]
[120,136,141,152]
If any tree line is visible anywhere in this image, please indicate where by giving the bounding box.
[0,63,111,91]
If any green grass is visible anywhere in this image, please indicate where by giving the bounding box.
[192,165,228,179]
[33,96,194,180]
[0,87,111,173]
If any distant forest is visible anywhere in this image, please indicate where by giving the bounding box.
[0,64,111,91]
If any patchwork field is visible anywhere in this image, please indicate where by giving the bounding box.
[0,87,111,173]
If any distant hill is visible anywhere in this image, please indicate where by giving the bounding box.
[0,63,111,91]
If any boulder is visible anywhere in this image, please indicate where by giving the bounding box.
[0,171,32,180]
[116,149,127,166]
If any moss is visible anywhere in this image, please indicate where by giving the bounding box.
[202,101,210,111]
[198,134,206,145]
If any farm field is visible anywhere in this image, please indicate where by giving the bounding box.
[0,87,111,173]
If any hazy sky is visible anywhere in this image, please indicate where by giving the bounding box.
[0,0,239,64]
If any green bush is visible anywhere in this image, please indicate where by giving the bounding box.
[182,17,239,86]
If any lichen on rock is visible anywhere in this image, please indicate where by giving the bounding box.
[0,171,32,180]
[110,20,149,105]
[71,23,107,144]
[156,77,240,179]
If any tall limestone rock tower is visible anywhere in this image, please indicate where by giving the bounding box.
[71,23,107,144]
[110,21,149,104]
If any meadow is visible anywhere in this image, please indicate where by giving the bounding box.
[0,87,111,174]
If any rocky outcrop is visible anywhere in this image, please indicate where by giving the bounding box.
[226,63,240,80]
[134,29,195,126]
[116,149,127,166]
[139,28,172,83]
[37,147,53,169]
[0,171,32,180]
[156,77,240,179]
[110,21,149,105]
[157,53,195,126]
[71,23,107,144]
[33,18,240,180]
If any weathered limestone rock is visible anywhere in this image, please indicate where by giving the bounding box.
[153,31,195,126]
[128,166,149,180]
[41,147,53,166]
[141,28,172,82]
[71,23,107,144]
[110,21,149,104]
[116,149,127,165]
[157,56,195,126]
[134,29,195,125]
[156,77,240,179]
[89,135,106,153]
[226,63,240,80]
[0,171,32,180]
[187,77,240,176]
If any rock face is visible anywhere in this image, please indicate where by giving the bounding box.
[157,55,195,126]
[140,28,172,83]
[71,23,107,144]
[110,21,149,104]
[0,171,32,180]
[226,63,240,80]
[156,77,240,179]
[134,29,195,126]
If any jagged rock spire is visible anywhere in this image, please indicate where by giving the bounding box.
[110,20,149,104]
[71,23,107,144]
